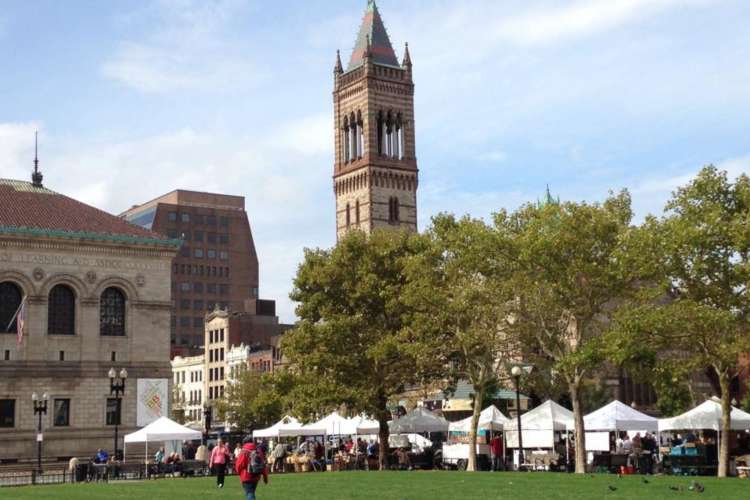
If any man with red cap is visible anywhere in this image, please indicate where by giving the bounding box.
[235,437,268,500]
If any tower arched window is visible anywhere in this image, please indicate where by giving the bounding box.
[349,112,357,161]
[0,282,23,335]
[100,287,126,336]
[356,111,364,159]
[355,199,360,225]
[342,117,350,164]
[346,203,351,228]
[377,111,384,155]
[48,284,75,336]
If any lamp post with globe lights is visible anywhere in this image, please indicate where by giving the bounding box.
[109,368,128,461]
[31,392,48,475]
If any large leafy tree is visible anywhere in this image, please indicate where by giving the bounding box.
[496,191,638,473]
[282,229,429,469]
[611,166,750,477]
[405,214,519,471]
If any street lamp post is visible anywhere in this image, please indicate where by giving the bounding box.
[109,368,128,461]
[31,392,48,475]
[203,405,212,445]
[511,366,524,470]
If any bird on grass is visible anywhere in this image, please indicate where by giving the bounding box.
[608,485,618,492]
[689,481,705,493]
[669,485,685,492]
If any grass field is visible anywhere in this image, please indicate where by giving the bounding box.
[2,472,748,500]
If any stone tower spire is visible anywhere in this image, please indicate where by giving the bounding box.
[31,130,43,188]
[333,1,419,240]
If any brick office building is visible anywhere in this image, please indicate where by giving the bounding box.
[333,0,419,240]
[121,190,260,357]
[0,175,178,461]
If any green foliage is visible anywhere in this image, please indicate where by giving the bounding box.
[281,229,431,467]
[215,370,289,432]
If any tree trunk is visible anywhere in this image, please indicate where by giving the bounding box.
[378,412,390,471]
[718,372,732,478]
[569,380,587,474]
[467,381,487,472]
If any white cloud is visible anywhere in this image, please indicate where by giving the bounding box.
[102,0,263,93]
[0,122,42,181]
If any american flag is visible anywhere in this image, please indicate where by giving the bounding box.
[16,298,26,345]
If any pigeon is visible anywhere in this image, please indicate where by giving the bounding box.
[608,485,618,492]
[689,481,704,493]
[642,478,650,484]
[669,485,684,491]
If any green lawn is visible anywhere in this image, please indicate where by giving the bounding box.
[2,472,748,500]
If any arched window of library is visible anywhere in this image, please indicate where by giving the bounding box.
[100,287,126,336]
[0,282,23,335]
[48,284,75,335]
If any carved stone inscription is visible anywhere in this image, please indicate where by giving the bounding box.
[0,252,166,272]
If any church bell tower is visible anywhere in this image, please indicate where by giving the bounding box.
[333,0,418,240]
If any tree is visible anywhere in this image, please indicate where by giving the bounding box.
[282,229,429,469]
[496,190,638,473]
[404,214,519,471]
[610,166,750,477]
[215,369,289,432]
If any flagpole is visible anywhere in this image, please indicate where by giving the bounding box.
[5,296,26,332]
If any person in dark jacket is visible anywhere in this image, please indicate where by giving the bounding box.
[235,439,268,500]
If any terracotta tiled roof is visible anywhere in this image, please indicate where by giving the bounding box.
[348,0,400,70]
[0,178,176,246]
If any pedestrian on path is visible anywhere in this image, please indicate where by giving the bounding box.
[235,437,268,500]
[209,438,231,488]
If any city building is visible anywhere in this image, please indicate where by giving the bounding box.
[0,172,178,461]
[204,302,291,406]
[121,190,260,357]
[333,0,419,239]
[171,354,205,424]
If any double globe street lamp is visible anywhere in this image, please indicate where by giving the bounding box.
[511,364,533,471]
[31,392,48,475]
[109,368,128,461]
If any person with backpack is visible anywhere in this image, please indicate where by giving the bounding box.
[235,437,268,500]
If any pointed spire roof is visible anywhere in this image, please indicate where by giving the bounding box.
[348,0,400,71]
[334,49,343,73]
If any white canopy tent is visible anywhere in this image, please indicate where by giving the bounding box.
[298,411,358,437]
[252,416,304,438]
[505,400,574,449]
[658,399,750,432]
[123,417,203,461]
[389,407,450,434]
[584,400,658,432]
[448,405,511,433]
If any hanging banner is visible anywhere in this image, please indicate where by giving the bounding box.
[137,378,169,426]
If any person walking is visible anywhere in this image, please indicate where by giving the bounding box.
[209,438,231,488]
[490,433,504,471]
[236,437,268,500]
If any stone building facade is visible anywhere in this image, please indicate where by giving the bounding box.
[0,178,178,461]
[333,1,418,239]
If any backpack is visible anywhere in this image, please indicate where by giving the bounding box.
[247,449,265,475]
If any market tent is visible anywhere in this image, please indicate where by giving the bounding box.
[252,416,303,438]
[351,415,381,435]
[584,400,658,432]
[505,400,574,449]
[390,407,450,434]
[124,416,202,444]
[658,399,750,432]
[448,405,511,433]
[298,411,357,436]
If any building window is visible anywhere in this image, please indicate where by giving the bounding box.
[180,246,191,257]
[100,287,126,336]
[194,230,204,241]
[106,398,121,426]
[180,283,191,292]
[167,229,178,239]
[388,197,400,223]
[180,299,191,310]
[3,350,9,361]
[53,399,70,427]
[219,216,229,227]
[180,316,190,327]
[219,284,229,295]
[168,211,177,222]
[47,284,76,336]
[181,213,190,223]
[346,203,351,227]
[194,248,204,259]
[207,249,217,259]
[194,282,204,293]
[0,400,15,428]
[355,200,360,224]
[219,234,229,245]
[207,215,217,226]
[207,284,217,294]
[0,282,23,335]
[207,232,217,244]
[193,300,204,310]
[219,251,228,261]
[193,317,203,328]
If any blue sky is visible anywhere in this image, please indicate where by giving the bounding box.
[1,0,749,322]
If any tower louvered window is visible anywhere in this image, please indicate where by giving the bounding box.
[48,284,75,335]
[100,287,126,336]
[388,197,400,223]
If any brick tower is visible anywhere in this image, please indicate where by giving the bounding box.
[333,0,418,240]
